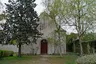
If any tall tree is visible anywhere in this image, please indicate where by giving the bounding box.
[61,0,96,55]
[42,0,66,56]
[43,0,96,55]
[4,0,41,57]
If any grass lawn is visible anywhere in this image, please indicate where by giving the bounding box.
[0,55,78,64]
[48,55,78,64]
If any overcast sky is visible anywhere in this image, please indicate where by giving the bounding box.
[0,0,45,15]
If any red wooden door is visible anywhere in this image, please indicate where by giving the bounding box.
[41,40,48,54]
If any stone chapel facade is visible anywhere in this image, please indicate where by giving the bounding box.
[21,13,66,55]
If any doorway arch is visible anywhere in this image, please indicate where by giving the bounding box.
[41,39,48,54]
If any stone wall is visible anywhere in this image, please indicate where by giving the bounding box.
[0,44,18,52]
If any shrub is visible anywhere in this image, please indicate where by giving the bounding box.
[76,54,96,64]
[0,50,2,57]
[0,50,14,58]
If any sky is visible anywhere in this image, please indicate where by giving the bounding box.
[0,0,45,15]
[35,0,45,15]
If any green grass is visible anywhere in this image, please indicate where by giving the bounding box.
[47,55,78,64]
[0,55,78,64]
[64,55,78,64]
[0,55,40,64]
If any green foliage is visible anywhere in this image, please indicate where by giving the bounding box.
[83,33,96,41]
[76,54,96,64]
[0,30,6,44]
[0,14,6,21]
[43,0,65,32]
[66,33,77,44]
[4,0,41,44]
[47,37,54,44]
[61,0,96,55]
[43,1,66,55]
[49,30,66,44]
[4,0,41,57]
[9,39,16,44]
[0,50,14,58]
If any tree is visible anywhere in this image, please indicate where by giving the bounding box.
[42,0,66,56]
[4,0,41,57]
[43,0,96,55]
[47,29,66,56]
[61,0,96,55]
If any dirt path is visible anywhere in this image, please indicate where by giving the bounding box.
[24,55,52,64]
[27,55,65,64]
[37,55,64,64]
[39,55,51,64]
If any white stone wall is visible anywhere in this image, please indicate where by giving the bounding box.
[0,44,18,52]
[21,39,66,54]
[21,16,66,54]
[48,43,54,54]
[21,38,41,54]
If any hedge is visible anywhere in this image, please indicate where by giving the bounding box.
[0,50,14,58]
[76,54,96,64]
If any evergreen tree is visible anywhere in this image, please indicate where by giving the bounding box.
[4,0,41,57]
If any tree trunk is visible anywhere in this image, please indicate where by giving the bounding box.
[18,43,22,57]
[54,44,56,54]
[92,47,95,54]
[58,26,62,56]
[79,38,83,55]
[59,44,62,57]
[92,44,95,54]
[73,42,76,53]
[87,43,90,54]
